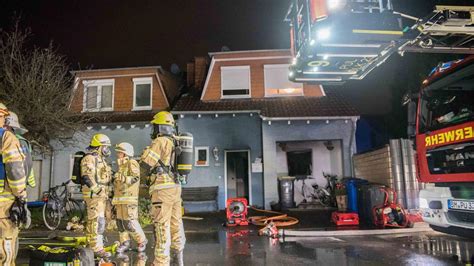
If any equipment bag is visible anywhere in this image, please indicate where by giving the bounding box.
[29,246,94,266]
[71,151,86,185]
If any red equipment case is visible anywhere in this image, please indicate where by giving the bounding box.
[226,198,249,226]
[331,212,359,226]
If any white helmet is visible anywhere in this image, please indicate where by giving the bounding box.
[114,142,134,157]
[7,111,28,135]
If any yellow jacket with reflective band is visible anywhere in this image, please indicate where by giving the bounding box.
[0,130,27,202]
[141,136,177,193]
[112,157,140,205]
[81,153,111,198]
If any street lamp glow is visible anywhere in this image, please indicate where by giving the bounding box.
[310,39,316,46]
[317,28,331,40]
[289,71,294,77]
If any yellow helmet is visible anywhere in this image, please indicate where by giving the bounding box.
[89,133,111,147]
[0,103,10,116]
[151,111,175,126]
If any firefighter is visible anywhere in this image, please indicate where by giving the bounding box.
[81,133,113,258]
[0,103,27,265]
[113,142,147,253]
[140,111,185,266]
[5,111,36,190]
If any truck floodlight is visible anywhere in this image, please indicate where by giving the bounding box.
[317,28,331,40]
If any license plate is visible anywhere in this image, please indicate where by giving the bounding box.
[448,199,474,211]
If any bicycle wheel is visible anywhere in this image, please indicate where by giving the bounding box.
[65,199,85,223]
[43,200,62,230]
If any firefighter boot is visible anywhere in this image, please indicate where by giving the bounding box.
[170,249,184,266]
[116,240,131,253]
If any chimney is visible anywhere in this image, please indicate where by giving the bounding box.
[194,56,209,90]
[186,62,195,88]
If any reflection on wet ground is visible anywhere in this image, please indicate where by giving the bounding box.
[16,211,474,265]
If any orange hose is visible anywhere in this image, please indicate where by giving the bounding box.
[248,206,299,227]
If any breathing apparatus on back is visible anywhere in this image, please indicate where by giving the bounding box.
[149,111,194,185]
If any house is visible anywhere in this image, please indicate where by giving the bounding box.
[44,66,182,187]
[173,49,359,210]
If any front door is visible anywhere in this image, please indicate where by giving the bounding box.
[225,151,250,201]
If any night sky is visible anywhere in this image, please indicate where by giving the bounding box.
[0,0,471,120]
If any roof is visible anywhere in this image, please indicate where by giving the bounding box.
[70,66,162,74]
[172,88,359,118]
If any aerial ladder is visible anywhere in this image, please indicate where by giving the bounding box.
[285,0,474,83]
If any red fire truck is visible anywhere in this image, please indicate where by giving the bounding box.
[286,0,474,236]
[413,56,474,236]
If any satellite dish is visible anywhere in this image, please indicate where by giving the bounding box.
[170,63,181,75]
[221,46,231,52]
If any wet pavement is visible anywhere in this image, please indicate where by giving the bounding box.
[17,211,474,265]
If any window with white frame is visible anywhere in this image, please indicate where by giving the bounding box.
[133,77,153,110]
[264,64,303,97]
[83,79,114,112]
[221,66,251,98]
[195,147,209,166]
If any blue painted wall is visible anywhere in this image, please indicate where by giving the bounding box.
[176,113,263,209]
[262,119,357,209]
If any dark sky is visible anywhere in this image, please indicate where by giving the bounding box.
[1,0,292,70]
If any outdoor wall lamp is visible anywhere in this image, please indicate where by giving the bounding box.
[213,146,219,161]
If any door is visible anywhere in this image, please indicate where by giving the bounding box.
[225,151,250,202]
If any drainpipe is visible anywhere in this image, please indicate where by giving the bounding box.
[49,151,54,189]
[349,118,358,177]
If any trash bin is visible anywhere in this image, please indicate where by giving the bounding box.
[278,176,296,210]
[345,178,368,213]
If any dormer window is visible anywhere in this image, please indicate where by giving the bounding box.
[221,66,251,99]
[133,77,153,111]
[264,64,303,97]
[83,79,114,112]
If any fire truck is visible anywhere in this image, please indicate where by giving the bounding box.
[285,0,474,236]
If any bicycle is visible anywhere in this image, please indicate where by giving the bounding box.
[42,180,85,230]
[300,172,338,207]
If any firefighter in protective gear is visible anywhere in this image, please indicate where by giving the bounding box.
[140,111,185,266]
[113,142,147,253]
[0,103,27,265]
[5,111,36,190]
[81,133,113,258]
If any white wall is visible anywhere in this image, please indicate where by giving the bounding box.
[276,140,343,188]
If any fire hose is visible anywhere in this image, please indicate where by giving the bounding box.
[248,206,299,227]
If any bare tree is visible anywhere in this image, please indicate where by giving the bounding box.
[0,22,85,151]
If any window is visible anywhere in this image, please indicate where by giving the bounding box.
[83,79,114,112]
[264,64,303,97]
[195,147,209,166]
[133,77,153,110]
[221,66,251,98]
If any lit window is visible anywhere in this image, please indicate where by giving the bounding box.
[264,64,303,97]
[83,79,114,112]
[195,147,209,167]
[221,66,251,98]
[133,77,153,110]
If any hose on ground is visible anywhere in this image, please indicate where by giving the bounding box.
[248,206,299,227]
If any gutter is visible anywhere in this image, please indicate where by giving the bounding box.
[171,110,261,115]
[261,115,360,121]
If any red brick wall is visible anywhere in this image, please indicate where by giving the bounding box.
[70,68,169,113]
[202,54,324,101]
